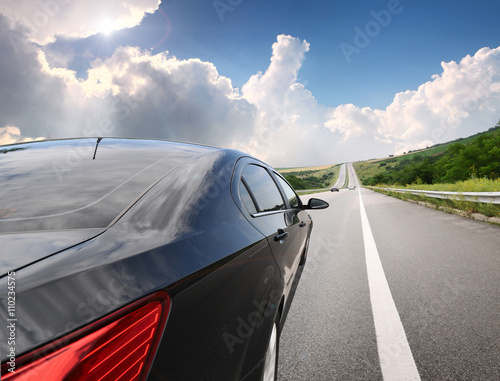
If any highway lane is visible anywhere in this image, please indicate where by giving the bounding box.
[332,164,347,189]
[278,165,500,380]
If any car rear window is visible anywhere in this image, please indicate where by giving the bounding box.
[0,139,214,233]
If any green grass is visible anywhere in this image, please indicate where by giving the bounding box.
[279,164,340,190]
[353,161,390,182]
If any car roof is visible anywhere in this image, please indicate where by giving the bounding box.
[0,138,221,233]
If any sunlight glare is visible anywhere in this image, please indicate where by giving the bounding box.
[100,18,114,36]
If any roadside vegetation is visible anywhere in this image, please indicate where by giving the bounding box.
[278,165,339,190]
[355,124,500,190]
[354,122,500,220]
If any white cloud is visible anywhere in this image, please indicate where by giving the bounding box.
[325,104,378,141]
[79,46,257,147]
[0,10,256,148]
[0,125,23,145]
[0,125,45,145]
[243,35,310,107]
[0,0,160,44]
[325,46,500,157]
[239,35,337,166]
[16,43,257,147]
[0,14,72,140]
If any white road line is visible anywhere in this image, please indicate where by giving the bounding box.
[358,187,421,381]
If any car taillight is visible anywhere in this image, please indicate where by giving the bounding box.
[1,292,170,381]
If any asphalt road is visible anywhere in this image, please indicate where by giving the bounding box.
[278,164,500,380]
[332,164,347,189]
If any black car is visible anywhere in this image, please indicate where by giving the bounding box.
[330,187,339,192]
[0,138,328,380]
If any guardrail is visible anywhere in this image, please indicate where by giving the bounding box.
[368,187,500,204]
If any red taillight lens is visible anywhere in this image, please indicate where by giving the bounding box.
[2,292,170,381]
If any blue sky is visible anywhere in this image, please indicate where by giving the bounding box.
[1,0,500,166]
[57,0,500,108]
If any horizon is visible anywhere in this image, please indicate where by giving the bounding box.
[278,122,500,169]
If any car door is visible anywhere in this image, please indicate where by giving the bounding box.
[272,171,311,269]
[234,161,304,287]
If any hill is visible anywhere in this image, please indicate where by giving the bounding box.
[278,165,339,190]
[355,123,500,186]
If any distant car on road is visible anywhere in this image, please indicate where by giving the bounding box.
[330,187,340,192]
[348,185,356,190]
[0,137,329,381]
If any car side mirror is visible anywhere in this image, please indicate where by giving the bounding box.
[303,198,329,210]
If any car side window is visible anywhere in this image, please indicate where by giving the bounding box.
[239,180,258,215]
[240,164,285,214]
[275,174,300,209]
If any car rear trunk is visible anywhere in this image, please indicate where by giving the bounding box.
[0,229,103,277]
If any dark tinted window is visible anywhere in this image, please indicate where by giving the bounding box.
[241,164,284,213]
[0,139,216,233]
[275,175,300,208]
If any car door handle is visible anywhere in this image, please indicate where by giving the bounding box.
[274,229,288,241]
[299,221,306,227]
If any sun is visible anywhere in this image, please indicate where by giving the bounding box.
[99,18,114,36]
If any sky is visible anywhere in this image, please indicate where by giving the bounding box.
[1,0,500,167]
